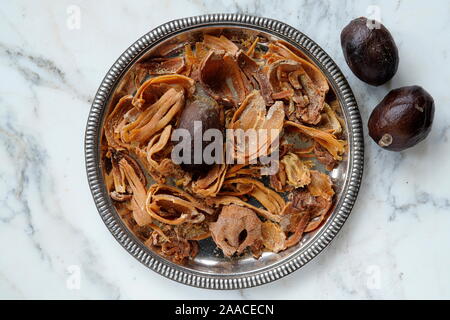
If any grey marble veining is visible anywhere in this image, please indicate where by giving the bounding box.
[0,0,449,299]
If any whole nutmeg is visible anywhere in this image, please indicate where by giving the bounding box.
[341,17,399,86]
[368,86,434,151]
[177,86,223,173]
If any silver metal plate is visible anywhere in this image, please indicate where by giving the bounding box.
[85,14,364,289]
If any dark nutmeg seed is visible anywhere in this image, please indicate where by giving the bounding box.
[341,17,399,86]
[177,86,223,173]
[368,86,435,151]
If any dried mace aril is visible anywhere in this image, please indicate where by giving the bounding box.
[368,86,434,151]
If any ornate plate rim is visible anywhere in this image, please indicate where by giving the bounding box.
[84,13,364,290]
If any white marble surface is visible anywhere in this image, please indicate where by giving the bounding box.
[1,0,449,299]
